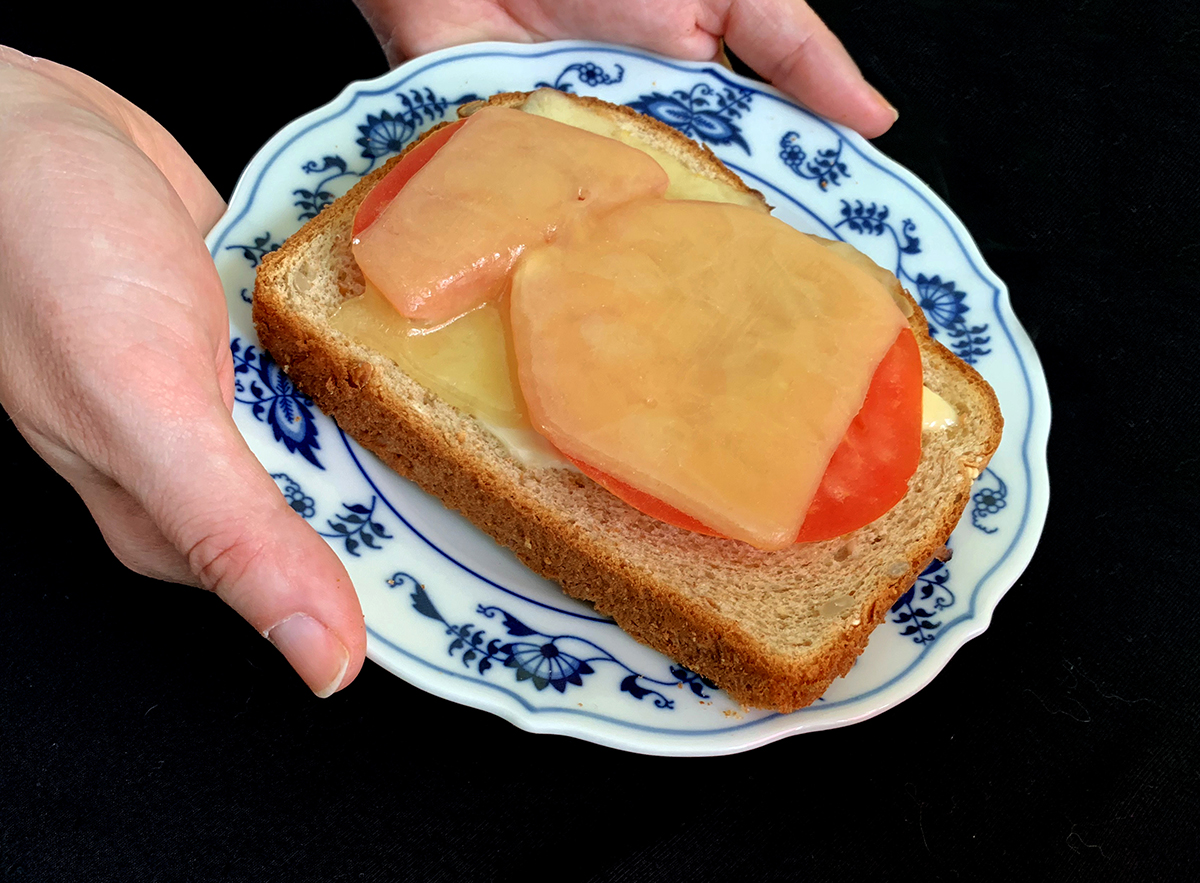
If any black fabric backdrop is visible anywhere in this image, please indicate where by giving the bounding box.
[2,2,1197,879]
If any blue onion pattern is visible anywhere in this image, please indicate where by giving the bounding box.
[266,475,392,554]
[669,666,717,700]
[225,231,280,268]
[970,469,1008,534]
[395,573,705,706]
[294,87,476,221]
[319,497,392,556]
[891,558,955,644]
[226,232,281,303]
[506,641,594,692]
[627,83,753,152]
[834,201,992,364]
[915,274,993,362]
[836,200,921,254]
[231,338,322,468]
[272,473,315,518]
[293,156,346,220]
[915,273,969,330]
[779,131,847,189]
[536,61,625,92]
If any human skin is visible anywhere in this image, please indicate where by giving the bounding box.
[353,0,898,138]
[0,1,894,697]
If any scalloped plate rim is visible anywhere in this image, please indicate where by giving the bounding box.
[209,40,1050,756]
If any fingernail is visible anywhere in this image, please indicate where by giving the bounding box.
[871,85,899,122]
[264,613,349,698]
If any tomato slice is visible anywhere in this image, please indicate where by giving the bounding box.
[352,120,924,544]
[570,327,923,543]
[352,120,468,237]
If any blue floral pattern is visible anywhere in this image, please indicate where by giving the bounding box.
[353,89,475,158]
[834,200,992,365]
[231,338,322,468]
[971,469,1008,534]
[915,275,993,363]
[225,231,281,303]
[779,131,847,189]
[536,61,624,92]
[836,199,921,255]
[627,83,753,152]
[670,667,718,700]
[319,497,392,556]
[272,473,315,518]
[294,88,476,221]
[915,273,968,330]
[395,573,707,707]
[208,46,1042,749]
[225,231,280,267]
[267,474,392,554]
[891,558,955,644]
[293,155,349,221]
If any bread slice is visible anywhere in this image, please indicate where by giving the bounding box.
[252,91,1003,712]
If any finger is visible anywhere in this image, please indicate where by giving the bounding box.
[0,47,226,232]
[0,60,360,697]
[24,349,366,697]
[30,393,364,699]
[55,151,359,697]
[70,469,196,585]
[351,0,513,66]
[722,0,898,138]
[122,393,367,698]
[713,38,734,71]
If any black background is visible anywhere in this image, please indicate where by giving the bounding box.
[2,1,1198,879]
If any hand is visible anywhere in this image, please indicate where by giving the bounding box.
[0,49,366,696]
[353,0,897,138]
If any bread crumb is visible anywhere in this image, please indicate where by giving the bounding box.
[349,361,373,388]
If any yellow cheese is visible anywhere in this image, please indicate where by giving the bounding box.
[331,283,525,428]
[509,200,907,550]
[922,387,958,430]
[331,278,952,474]
[520,88,768,210]
[334,97,949,486]
[350,105,669,325]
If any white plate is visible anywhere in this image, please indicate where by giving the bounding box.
[208,41,1050,756]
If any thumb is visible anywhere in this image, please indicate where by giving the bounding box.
[725,0,899,138]
[0,54,362,696]
[131,394,366,697]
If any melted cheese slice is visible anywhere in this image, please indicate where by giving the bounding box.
[520,88,769,211]
[351,105,669,325]
[332,283,525,427]
[509,199,908,550]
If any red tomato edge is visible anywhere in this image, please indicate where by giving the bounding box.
[352,119,468,238]
[351,121,925,546]
[569,328,924,544]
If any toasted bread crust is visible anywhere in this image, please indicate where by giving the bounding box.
[253,91,1002,712]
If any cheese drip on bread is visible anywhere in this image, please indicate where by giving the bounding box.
[332,90,952,546]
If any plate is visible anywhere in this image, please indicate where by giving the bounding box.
[207,41,1050,756]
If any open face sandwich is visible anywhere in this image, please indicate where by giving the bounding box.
[252,89,1002,712]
